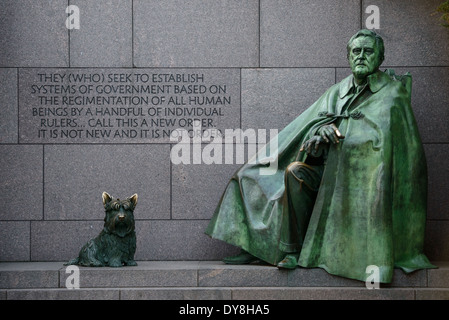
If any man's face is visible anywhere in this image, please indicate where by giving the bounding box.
[348,36,381,80]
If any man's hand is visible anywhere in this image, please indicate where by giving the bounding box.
[300,135,326,155]
[318,123,344,144]
[300,123,344,155]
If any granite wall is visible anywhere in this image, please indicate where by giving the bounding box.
[1,0,448,262]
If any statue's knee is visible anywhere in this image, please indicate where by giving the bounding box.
[285,161,307,179]
[285,161,307,174]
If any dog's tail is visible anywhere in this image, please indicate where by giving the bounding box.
[63,257,79,266]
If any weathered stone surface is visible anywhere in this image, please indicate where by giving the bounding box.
[260,0,360,67]
[0,145,43,220]
[31,221,104,261]
[1,261,449,300]
[425,221,449,262]
[198,261,288,287]
[415,288,449,300]
[7,288,119,300]
[287,267,427,288]
[424,144,449,221]
[241,68,335,131]
[0,222,30,262]
[59,261,198,288]
[69,0,132,67]
[136,221,240,261]
[231,287,415,300]
[172,147,242,219]
[0,68,18,143]
[30,220,239,261]
[134,0,259,67]
[120,287,231,300]
[0,0,68,67]
[0,262,60,288]
[44,144,170,220]
[427,261,449,288]
[362,0,449,66]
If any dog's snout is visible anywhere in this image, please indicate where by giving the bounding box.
[118,214,125,221]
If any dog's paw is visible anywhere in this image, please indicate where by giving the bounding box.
[125,260,138,266]
[108,260,123,268]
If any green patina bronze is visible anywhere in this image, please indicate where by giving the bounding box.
[205,29,436,283]
[65,192,138,267]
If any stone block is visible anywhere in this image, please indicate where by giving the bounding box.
[425,221,449,262]
[44,144,170,220]
[362,0,449,66]
[0,68,18,143]
[0,262,61,289]
[30,220,238,261]
[415,288,449,300]
[0,0,68,67]
[288,266,426,288]
[427,262,449,288]
[133,0,259,67]
[241,68,335,131]
[0,145,43,220]
[7,288,119,300]
[386,269,428,288]
[172,149,241,219]
[59,261,198,288]
[424,144,449,220]
[31,221,104,261]
[198,261,288,287]
[336,68,352,82]
[0,222,30,262]
[136,220,239,261]
[120,288,232,300]
[260,0,360,67]
[288,267,363,287]
[18,68,240,143]
[231,287,415,300]
[69,0,132,67]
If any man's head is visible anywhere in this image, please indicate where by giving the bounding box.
[347,29,384,82]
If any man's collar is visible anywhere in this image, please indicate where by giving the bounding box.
[339,70,390,98]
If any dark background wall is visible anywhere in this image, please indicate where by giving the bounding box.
[1,0,448,262]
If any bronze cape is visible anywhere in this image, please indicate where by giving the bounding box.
[205,69,436,283]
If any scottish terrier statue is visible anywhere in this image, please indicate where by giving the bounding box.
[65,192,138,267]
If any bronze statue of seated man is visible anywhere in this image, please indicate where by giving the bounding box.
[206,29,436,283]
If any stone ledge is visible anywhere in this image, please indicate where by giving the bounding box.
[4,287,449,300]
[1,261,448,298]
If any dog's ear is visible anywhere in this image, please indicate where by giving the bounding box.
[102,192,113,207]
[128,193,138,209]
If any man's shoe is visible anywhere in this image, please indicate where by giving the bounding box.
[223,250,258,264]
[277,254,298,269]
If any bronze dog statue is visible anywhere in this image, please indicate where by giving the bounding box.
[65,192,138,267]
